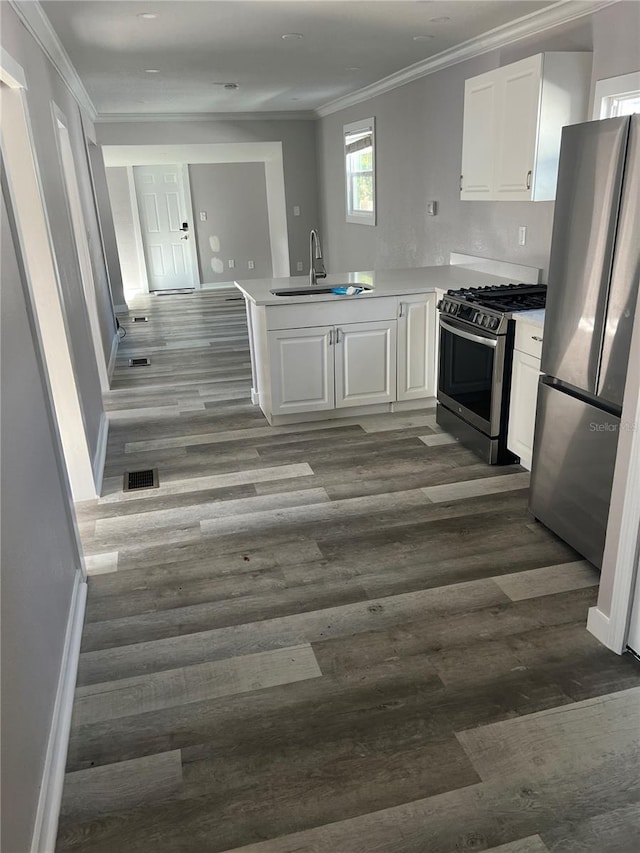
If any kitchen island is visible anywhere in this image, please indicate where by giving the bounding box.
[235,261,540,425]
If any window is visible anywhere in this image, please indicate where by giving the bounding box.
[593,72,640,120]
[344,117,376,225]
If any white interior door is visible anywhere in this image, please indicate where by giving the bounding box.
[133,164,197,291]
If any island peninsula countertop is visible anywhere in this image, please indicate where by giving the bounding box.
[234,265,526,306]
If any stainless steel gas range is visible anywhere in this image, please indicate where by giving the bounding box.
[436,282,547,464]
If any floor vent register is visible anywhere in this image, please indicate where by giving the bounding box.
[123,469,159,492]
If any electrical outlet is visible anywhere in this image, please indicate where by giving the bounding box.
[248,260,255,270]
[199,211,207,221]
[518,226,527,246]
[228,259,235,269]
[293,205,301,217]
[296,261,304,272]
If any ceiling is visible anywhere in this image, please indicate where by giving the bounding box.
[39,0,560,116]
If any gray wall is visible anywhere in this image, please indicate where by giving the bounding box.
[97,119,319,277]
[1,185,82,853]
[1,3,109,463]
[87,141,127,310]
[189,162,273,283]
[317,1,640,281]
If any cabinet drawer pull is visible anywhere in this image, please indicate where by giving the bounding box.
[526,169,532,190]
[531,335,543,342]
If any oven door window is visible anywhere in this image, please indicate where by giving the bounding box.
[439,327,495,426]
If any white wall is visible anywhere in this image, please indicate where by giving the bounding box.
[316,2,640,281]
[105,165,145,295]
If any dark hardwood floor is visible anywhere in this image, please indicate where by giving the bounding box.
[57,288,640,852]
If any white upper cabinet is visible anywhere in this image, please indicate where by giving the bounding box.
[460,70,500,199]
[461,52,591,202]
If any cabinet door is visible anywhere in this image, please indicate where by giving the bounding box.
[267,326,334,415]
[494,54,543,200]
[397,294,437,401]
[335,321,397,409]
[508,349,542,470]
[460,70,499,199]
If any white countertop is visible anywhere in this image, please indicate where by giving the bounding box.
[514,308,545,327]
[234,265,528,307]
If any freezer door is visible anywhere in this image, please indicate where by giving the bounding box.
[598,115,640,407]
[541,117,629,393]
[530,380,620,569]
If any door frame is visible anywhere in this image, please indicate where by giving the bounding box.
[130,162,200,293]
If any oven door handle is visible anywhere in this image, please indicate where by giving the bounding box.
[439,317,498,348]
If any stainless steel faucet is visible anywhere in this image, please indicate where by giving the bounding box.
[309,229,326,285]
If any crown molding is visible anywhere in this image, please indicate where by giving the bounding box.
[95,110,316,124]
[9,0,97,120]
[315,0,617,118]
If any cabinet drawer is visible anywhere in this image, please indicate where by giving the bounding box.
[266,297,397,330]
[515,320,544,359]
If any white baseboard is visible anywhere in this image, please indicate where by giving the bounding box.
[93,412,109,497]
[587,606,622,653]
[201,281,238,290]
[30,570,87,853]
[113,303,129,314]
[108,330,119,381]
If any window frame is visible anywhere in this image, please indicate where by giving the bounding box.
[593,71,640,119]
[344,117,376,226]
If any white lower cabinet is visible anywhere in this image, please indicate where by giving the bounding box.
[508,348,542,470]
[397,293,437,401]
[335,321,397,408]
[267,326,334,415]
[268,321,397,416]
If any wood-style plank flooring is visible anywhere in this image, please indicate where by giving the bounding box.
[57,288,640,852]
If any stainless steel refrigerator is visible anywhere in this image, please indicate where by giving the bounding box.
[530,114,640,569]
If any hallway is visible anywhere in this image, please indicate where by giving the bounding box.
[58,288,640,851]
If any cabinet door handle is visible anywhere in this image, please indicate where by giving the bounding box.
[526,170,532,190]
[336,328,341,343]
[459,174,463,192]
[532,335,543,342]
[328,329,333,346]
[399,303,405,318]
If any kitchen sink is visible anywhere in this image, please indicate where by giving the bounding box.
[270,285,374,296]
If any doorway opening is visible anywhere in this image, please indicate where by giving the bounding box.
[53,104,113,392]
[0,65,98,501]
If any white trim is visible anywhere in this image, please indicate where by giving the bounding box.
[8,1,97,120]
[0,46,27,88]
[593,71,640,119]
[108,330,119,380]
[180,163,201,289]
[586,606,613,649]
[30,570,87,853]
[96,110,315,123]
[93,412,109,497]
[316,0,615,117]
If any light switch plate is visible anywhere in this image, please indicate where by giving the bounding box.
[199,211,207,221]
[228,259,235,269]
[518,226,527,246]
[426,201,438,216]
[248,260,255,270]
[296,261,303,272]
[293,205,301,217]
